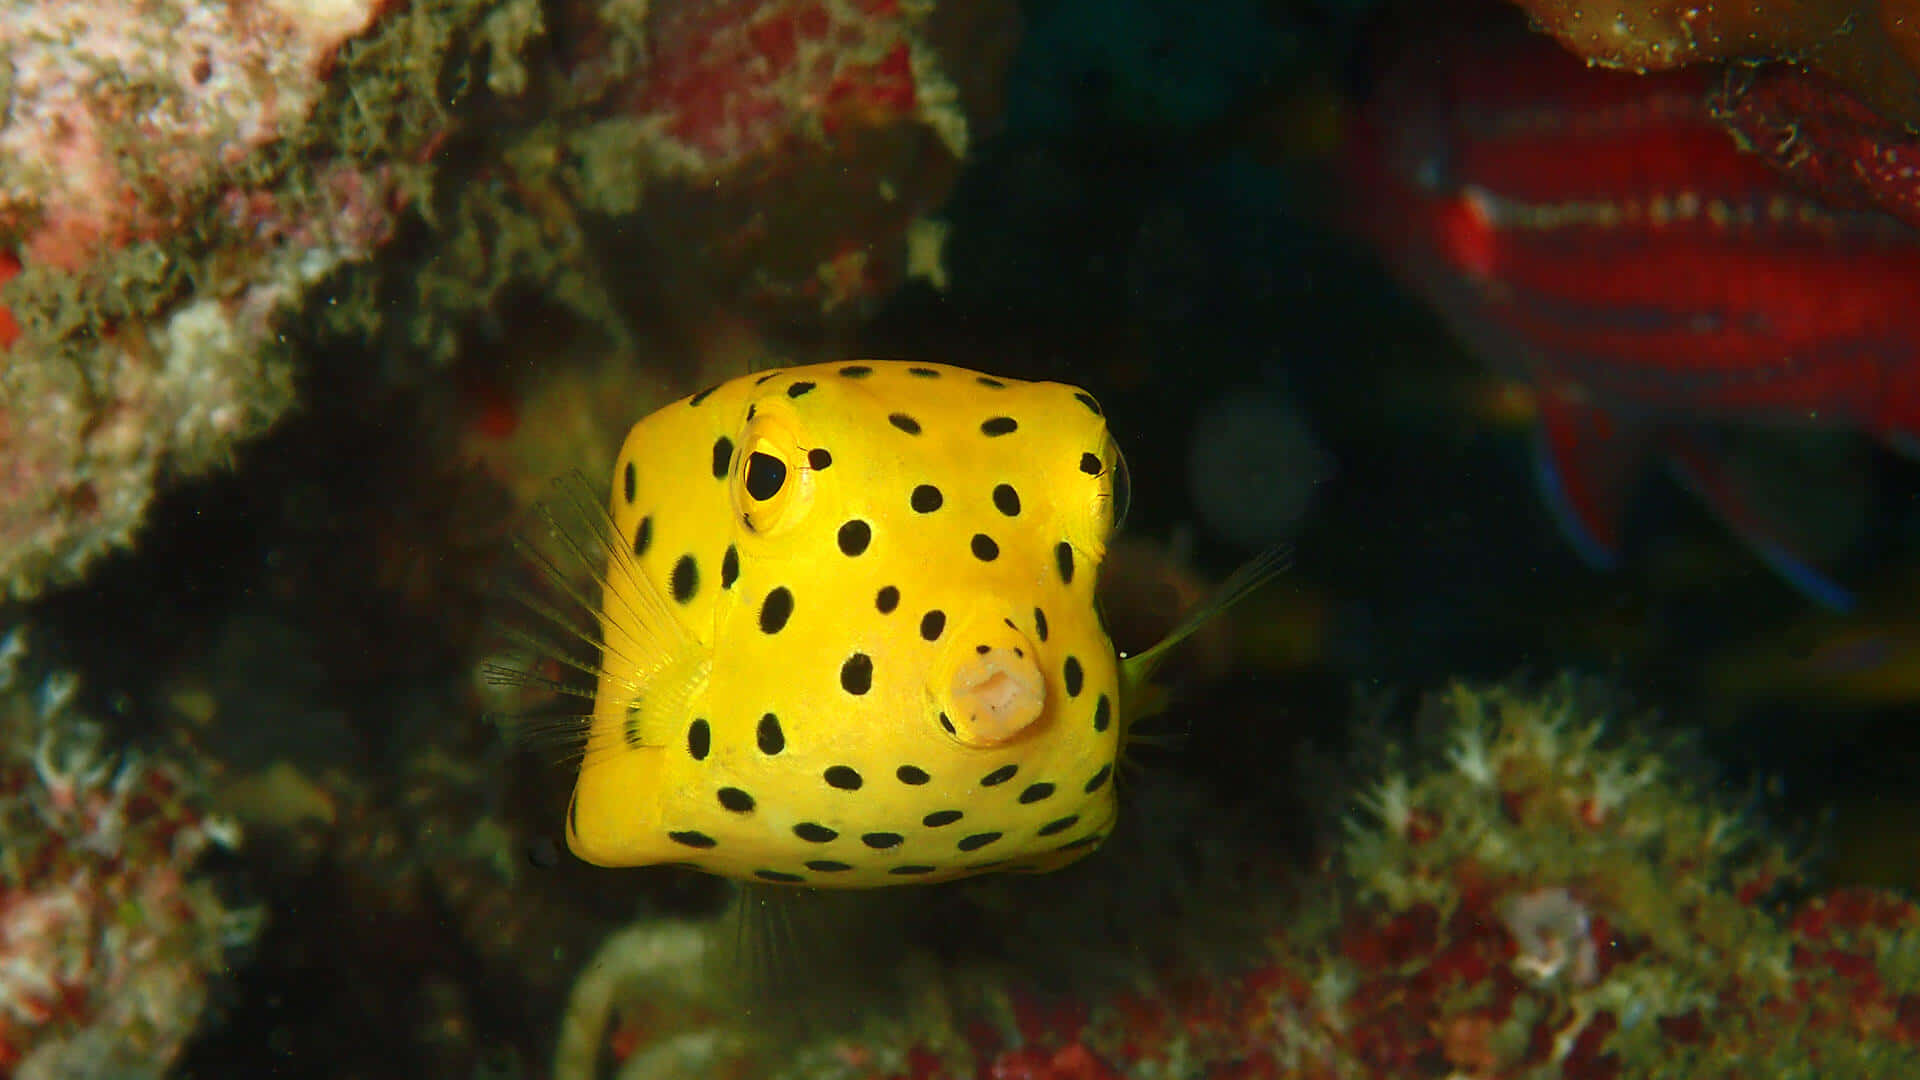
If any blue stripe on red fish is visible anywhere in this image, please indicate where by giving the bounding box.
[1346,20,1920,610]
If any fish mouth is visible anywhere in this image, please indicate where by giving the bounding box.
[939,615,1046,747]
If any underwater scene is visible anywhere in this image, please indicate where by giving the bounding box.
[5,0,1920,1075]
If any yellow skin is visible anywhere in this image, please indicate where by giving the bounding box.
[569,361,1132,887]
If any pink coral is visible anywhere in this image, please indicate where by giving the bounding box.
[601,0,1019,322]
[633,0,958,173]
[0,629,258,1076]
[0,0,385,269]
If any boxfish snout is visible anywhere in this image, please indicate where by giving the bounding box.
[938,611,1047,747]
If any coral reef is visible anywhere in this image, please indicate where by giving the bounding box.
[0,0,1025,600]
[1502,0,1920,128]
[1497,2,1920,228]
[0,0,416,600]
[1712,63,1920,231]
[0,0,383,269]
[561,679,1920,1077]
[0,628,259,1077]
[589,0,1021,325]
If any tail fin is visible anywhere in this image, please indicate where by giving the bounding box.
[1662,429,1856,612]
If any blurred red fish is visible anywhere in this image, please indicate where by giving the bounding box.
[1345,21,1920,610]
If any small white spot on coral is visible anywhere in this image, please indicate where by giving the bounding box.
[1501,886,1598,986]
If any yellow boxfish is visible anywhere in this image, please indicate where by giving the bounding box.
[496,361,1281,888]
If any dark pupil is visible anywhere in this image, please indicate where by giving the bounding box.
[1110,447,1132,530]
[745,452,787,500]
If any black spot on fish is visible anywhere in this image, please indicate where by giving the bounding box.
[670,830,716,849]
[624,705,644,747]
[896,765,930,785]
[1080,452,1102,475]
[755,869,804,882]
[923,809,962,827]
[911,484,943,513]
[688,384,720,406]
[1038,815,1079,836]
[977,376,1006,389]
[938,712,956,735]
[838,520,872,556]
[623,462,635,503]
[721,545,739,588]
[758,713,785,755]
[920,610,946,640]
[861,832,903,849]
[980,417,1018,436]
[993,484,1020,516]
[806,860,852,872]
[633,515,652,557]
[839,364,873,378]
[1063,657,1083,697]
[824,765,863,790]
[793,822,838,843]
[889,413,922,435]
[718,787,755,813]
[1093,694,1111,732]
[1074,391,1102,416]
[841,653,873,695]
[1019,782,1055,804]
[787,381,816,398]
[670,554,698,603]
[971,534,999,561]
[958,832,1002,851]
[1033,607,1049,641]
[876,586,900,613]
[1055,542,1075,584]
[759,587,793,633]
[711,436,734,479]
[908,366,940,378]
[808,447,832,470]
[687,719,710,760]
[890,864,936,875]
[981,764,1018,786]
[1085,764,1112,793]
[755,371,780,385]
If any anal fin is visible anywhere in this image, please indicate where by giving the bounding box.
[1531,382,1645,568]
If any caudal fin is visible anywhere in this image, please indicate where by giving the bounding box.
[1662,429,1856,612]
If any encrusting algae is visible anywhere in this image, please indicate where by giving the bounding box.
[490,360,1282,889]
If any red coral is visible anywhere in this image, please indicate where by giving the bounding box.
[984,1044,1122,1080]
[0,251,18,349]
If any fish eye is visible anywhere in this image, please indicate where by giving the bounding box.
[745,452,787,500]
[733,416,814,538]
[1109,444,1131,532]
